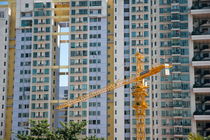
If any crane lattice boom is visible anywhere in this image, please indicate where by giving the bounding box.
[51,51,172,140]
[53,64,172,109]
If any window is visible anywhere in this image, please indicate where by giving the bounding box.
[34,3,44,8]
[25,3,29,8]
[90,1,102,6]
[0,11,4,18]
[124,8,129,12]
[124,0,129,4]
[21,20,32,27]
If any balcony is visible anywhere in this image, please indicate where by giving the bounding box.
[192,61,210,66]
[174,129,190,137]
[198,130,210,137]
[193,79,210,87]
[192,19,210,40]
[195,69,210,77]
[192,52,210,66]
[193,80,210,93]
[194,110,210,120]
[191,1,210,15]
[196,96,210,104]
[192,29,210,41]
[171,0,180,4]
[194,44,210,51]
[195,95,210,118]
[197,122,210,137]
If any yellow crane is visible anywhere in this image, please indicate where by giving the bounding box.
[51,52,172,140]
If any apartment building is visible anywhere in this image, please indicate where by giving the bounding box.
[0,6,10,139]
[112,0,151,139]
[0,0,209,140]
[112,0,192,139]
[111,0,210,139]
[12,0,33,137]
[190,0,210,137]
[11,0,107,139]
[67,0,107,138]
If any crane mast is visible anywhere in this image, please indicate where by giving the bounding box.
[133,52,148,140]
[52,53,172,140]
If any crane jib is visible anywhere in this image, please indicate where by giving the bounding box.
[55,64,172,109]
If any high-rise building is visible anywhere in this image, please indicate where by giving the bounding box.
[67,0,108,138]
[12,0,33,137]
[112,0,192,139]
[0,0,210,140]
[11,0,107,139]
[190,0,210,137]
[0,6,10,139]
[0,1,16,139]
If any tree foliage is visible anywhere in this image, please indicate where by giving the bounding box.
[17,120,103,140]
[55,121,86,140]
[188,133,205,140]
[188,133,210,140]
[17,120,60,140]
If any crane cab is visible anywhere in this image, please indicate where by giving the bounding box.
[164,64,171,76]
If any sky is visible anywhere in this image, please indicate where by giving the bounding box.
[0,2,8,5]
[59,28,69,87]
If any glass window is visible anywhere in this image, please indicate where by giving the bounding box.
[32,86,36,92]
[32,95,36,100]
[46,19,51,24]
[144,31,149,37]
[46,27,50,32]
[82,84,87,90]
[144,14,148,20]
[44,69,49,74]
[71,26,75,31]
[131,32,136,37]
[46,3,51,8]
[21,20,32,27]
[82,102,87,108]
[34,3,44,8]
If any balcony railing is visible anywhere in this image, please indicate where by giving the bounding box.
[195,70,210,75]
[204,96,210,102]
[198,130,210,137]
[196,96,210,103]
[192,29,210,35]
[193,82,210,88]
[171,0,179,3]
[191,2,210,10]
[193,110,210,115]
[192,56,210,61]
[194,44,210,50]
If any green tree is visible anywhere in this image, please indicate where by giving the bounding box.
[56,121,86,140]
[188,133,210,140]
[205,136,210,140]
[188,133,204,140]
[17,120,60,140]
[17,120,104,140]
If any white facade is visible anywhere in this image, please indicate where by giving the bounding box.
[0,7,10,139]
[113,0,125,139]
[12,0,33,138]
[113,0,192,139]
[12,0,108,139]
[67,0,107,138]
[6,0,210,139]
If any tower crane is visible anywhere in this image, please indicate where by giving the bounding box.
[51,52,172,140]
